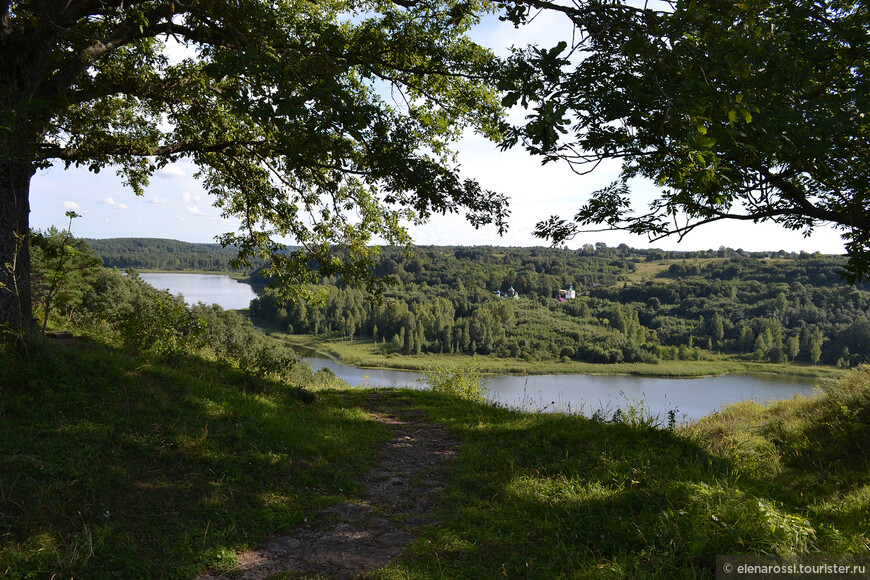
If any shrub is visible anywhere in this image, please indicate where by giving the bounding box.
[420,358,488,404]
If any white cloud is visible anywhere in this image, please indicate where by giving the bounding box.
[150,195,169,205]
[158,165,186,179]
[186,205,205,216]
[63,201,81,210]
[180,191,200,203]
[102,197,128,210]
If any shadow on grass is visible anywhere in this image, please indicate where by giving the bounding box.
[0,337,392,579]
[351,388,869,580]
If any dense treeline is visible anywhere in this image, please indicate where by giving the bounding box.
[42,235,870,368]
[251,245,870,367]
[86,238,267,273]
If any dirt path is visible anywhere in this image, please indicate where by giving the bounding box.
[198,391,458,579]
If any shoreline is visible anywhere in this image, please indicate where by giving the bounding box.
[270,331,843,381]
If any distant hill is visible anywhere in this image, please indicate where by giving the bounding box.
[85,237,265,273]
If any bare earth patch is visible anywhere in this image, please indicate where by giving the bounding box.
[198,390,458,579]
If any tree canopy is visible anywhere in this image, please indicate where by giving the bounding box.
[499,0,870,282]
[0,0,508,331]
[5,0,869,333]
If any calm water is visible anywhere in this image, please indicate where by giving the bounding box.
[306,357,819,421]
[139,272,259,310]
[136,273,820,420]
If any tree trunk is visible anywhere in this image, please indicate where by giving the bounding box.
[0,158,35,334]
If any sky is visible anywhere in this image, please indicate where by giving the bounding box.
[28,9,848,255]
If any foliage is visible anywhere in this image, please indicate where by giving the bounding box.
[0,0,508,331]
[27,232,307,384]
[252,245,870,367]
[86,237,268,273]
[499,0,870,282]
[30,213,103,344]
[79,268,204,356]
[73,266,308,384]
[421,359,488,403]
[190,303,303,381]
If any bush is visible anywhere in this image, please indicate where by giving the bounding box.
[78,269,203,355]
[76,269,309,384]
[420,359,488,404]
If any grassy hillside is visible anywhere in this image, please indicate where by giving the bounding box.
[368,372,870,578]
[0,336,387,578]
[2,332,868,578]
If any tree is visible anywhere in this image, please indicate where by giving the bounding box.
[786,335,801,363]
[710,312,724,351]
[500,0,870,282]
[809,327,824,365]
[0,0,508,332]
[30,211,102,346]
[774,292,789,318]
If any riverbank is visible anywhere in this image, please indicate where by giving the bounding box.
[2,335,867,578]
[271,331,845,380]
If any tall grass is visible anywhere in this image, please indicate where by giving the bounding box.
[420,359,488,403]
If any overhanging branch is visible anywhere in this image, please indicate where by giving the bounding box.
[42,139,262,161]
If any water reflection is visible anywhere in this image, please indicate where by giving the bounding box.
[306,357,818,421]
[139,272,259,310]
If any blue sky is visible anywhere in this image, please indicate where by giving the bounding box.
[28,10,848,255]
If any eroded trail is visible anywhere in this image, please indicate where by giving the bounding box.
[199,391,458,580]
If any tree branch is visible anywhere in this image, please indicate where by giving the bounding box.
[43,139,261,160]
[35,7,179,103]
[763,169,870,231]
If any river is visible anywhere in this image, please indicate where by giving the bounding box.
[138,272,820,421]
[306,356,820,422]
[139,272,259,310]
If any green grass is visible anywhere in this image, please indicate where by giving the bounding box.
[273,332,844,380]
[622,258,727,284]
[0,337,391,578]
[2,335,867,579]
[346,373,870,579]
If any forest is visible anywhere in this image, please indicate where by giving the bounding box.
[80,237,870,368]
[85,238,267,273]
[243,245,870,368]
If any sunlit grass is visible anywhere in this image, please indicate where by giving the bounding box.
[346,370,870,578]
